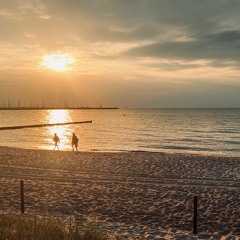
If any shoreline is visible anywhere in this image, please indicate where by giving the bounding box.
[1,144,240,158]
[0,146,239,239]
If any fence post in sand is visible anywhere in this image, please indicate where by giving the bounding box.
[20,180,25,214]
[193,196,198,234]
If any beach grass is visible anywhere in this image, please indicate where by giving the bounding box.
[0,213,110,240]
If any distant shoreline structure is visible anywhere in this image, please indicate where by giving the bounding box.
[0,99,118,110]
[0,107,119,110]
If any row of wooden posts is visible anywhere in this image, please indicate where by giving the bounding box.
[19,180,199,235]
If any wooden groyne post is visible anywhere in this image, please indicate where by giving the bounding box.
[0,120,92,131]
[20,180,25,214]
[193,196,198,234]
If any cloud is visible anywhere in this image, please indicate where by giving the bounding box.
[1,0,240,47]
[122,30,240,69]
[1,0,240,107]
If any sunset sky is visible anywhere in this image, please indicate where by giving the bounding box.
[1,0,240,107]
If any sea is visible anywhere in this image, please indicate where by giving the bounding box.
[0,108,240,156]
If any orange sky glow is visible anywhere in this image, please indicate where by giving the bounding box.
[1,0,240,107]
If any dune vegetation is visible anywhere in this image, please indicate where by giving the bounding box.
[0,213,110,240]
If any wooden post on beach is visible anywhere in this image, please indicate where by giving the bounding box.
[193,196,198,234]
[20,180,25,214]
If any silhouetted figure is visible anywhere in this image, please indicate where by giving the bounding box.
[53,133,60,150]
[72,133,78,151]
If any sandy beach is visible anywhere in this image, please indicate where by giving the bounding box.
[0,146,239,239]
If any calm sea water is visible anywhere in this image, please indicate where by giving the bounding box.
[0,108,240,156]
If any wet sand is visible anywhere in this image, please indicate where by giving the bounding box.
[0,146,239,239]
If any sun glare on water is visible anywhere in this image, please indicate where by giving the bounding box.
[44,110,73,150]
[41,53,74,71]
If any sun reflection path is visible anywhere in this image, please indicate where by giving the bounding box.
[45,110,73,150]
[47,110,71,124]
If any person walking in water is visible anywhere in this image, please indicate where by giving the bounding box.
[71,133,78,151]
[53,133,60,150]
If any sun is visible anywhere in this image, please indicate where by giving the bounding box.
[41,53,74,71]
